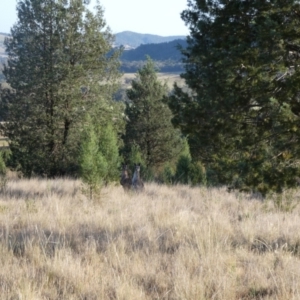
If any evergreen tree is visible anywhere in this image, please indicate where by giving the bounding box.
[0,85,11,121]
[174,140,206,186]
[123,58,183,171]
[97,122,121,183]
[79,115,121,199]
[0,152,6,176]
[168,0,300,194]
[79,119,106,200]
[1,0,122,177]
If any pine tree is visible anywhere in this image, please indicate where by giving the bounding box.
[123,58,183,171]
[97,123,121,183]
[1,0,122,177]
[168,0,300,194]
[79,119,106,200]
[79,115,121,200]
[0,85,10,121]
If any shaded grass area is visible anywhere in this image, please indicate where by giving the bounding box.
[0,179,300,299]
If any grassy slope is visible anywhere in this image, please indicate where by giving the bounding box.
[0,178,300,299]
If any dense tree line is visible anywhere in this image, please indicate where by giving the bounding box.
[167,0,300,195]
[0,0,190,191]
[2,0,300,196]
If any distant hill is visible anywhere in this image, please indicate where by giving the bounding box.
[121,39,187,61]
[0,32,187,81]
[120,39,187,73]
[115,31,186,49]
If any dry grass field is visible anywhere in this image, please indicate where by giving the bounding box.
[0,178,300,299]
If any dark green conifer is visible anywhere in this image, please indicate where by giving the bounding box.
[168,0,300,194]
[123,58,183,172]
[79,114,121,200]
[1,0,121,177]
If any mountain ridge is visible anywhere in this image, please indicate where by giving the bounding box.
[0,31,186,54]
[119,39,186,73]
[115,31,186,49]
[0,31,187,79]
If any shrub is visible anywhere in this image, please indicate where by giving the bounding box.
[175,155,191,184]
[174,155,206,186]
[189,161,206,186]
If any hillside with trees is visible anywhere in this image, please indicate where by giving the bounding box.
[0,32,186,80]
[120,39,186,72]
[0,0,189,189]
[114,30,186,48]
[1,0,300,197]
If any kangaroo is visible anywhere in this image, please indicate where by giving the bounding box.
[132,163,144,191]
[120,164,132,191]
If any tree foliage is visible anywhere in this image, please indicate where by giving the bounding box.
[0,152,6,176]
[174,140,206,186]
[0,86,10,121]
[79,119,105,199]
[79,115,120,199]
[1,0,121,177]
[97,122,121,183]
[168,0,300,194]
[123,58,183,171]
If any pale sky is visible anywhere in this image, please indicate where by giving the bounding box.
[0,0,189,36]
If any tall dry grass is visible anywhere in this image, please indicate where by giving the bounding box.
[0,178,300,299]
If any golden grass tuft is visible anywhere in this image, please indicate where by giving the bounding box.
[0,179,300,299]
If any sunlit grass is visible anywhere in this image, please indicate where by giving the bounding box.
[0,178,300,299]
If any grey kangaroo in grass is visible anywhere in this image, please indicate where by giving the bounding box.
[120,164,132,191]
[132,163,144,191]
